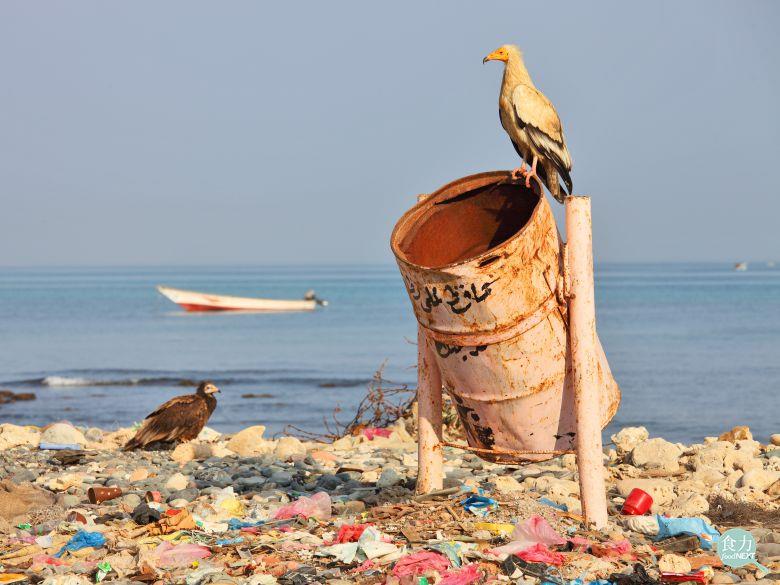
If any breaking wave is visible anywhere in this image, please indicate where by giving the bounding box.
[2,370,375,390]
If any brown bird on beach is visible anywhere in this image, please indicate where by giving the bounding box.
[483,44,573,203]
[122,381,219,451]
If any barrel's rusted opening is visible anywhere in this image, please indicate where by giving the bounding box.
[394,174,539,269]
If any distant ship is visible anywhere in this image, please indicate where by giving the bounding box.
[734,262,748,272]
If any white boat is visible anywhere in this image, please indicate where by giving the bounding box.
[157,286,326,313]
[734,262,748,272]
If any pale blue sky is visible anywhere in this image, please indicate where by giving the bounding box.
[1,1,778,265]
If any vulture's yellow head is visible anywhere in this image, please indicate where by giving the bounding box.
[197,381,220,395]
[483,44,522,65]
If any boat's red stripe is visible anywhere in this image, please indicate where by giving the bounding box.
[179,303,243,312]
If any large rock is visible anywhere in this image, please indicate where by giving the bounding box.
[668,492,709,516]
[0,480,55,524]
[165,472,190,491]
[616,478,675,510]
[274,437,306,461]
[771,434,780,447]
[376,468,404,488]
[611,427,649,454]
[493,476,524,493]
[690,442,733,472]
[171,441,231,463]
[40,423,87,446]
[630,438,682,473]
[739,469,780,492]
[718,426,753,443]
[226,426,275,457]
[0,424,40,449]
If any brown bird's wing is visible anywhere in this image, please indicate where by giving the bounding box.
[511,84,573,197]
[123,394,209,450]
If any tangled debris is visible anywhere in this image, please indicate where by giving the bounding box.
[0,419,778,584]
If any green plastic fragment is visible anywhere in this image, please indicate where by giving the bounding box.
[16,523,31,530]
[95,561,112,582]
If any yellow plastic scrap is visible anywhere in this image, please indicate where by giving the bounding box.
[474,522,515,537]
[218,497,246,518]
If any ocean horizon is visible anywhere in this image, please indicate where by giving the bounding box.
[1,262,777,444]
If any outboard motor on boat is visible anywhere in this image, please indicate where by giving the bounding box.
[303,289,328,306]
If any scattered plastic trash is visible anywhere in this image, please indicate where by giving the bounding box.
[539,497,569,512]
[622,488,653,515]
[473,522,515,537]
[428,541,464,567]
[152,542,211,568]
[391,551,451,577]
[491,515,566,556]
[215,536,244,546]
[54,530,106,558]
[439,563,482,585]
[591,539,632,558]
[515,543,566,566]
[274,491,332,521]
[568,536,591,552]
[362,427,392,440]
[460,495,498,517]
[655,515,720,551]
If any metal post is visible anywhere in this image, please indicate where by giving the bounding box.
[565,195,609,528]
[416,326,443,493]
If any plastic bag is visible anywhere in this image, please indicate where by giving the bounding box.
[391,551,450,577]
[335,523,369,543]
[273,492,331,521]
[153,542,211,568]
[362,427,392,440]
[491,515,566,556]
[460,495,498,517]
[54,530,106,557]
[440,563,482,585]
[655,515,719,551]
[515,543,565,566]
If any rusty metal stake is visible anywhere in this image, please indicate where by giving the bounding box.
[565,195,608,528]
[416,326,444,494]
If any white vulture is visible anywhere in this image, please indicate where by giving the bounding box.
[484,45,572,203]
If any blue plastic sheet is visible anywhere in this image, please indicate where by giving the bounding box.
[655,515,720,550]
[54,530,106,557]
[539,497,568,512]
[227,518,264,530]
[216,537,244,546]
[460,495,498,517]
[39,443,83,450]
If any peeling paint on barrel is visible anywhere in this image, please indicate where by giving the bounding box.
[391,171,620,463]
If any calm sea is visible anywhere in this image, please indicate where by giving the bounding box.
[0,264,777,444]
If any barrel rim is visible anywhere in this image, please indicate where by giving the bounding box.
[390,170,544,271]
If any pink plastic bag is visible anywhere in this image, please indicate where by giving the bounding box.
[273,491,332,521]
[362,427,392,440]
[391,551,450,577]
[153,542,211,567]
[516,543,565,566]
[440,563,482,585]
[490,515,566,555]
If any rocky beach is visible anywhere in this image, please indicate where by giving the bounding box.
[0,416,779,585]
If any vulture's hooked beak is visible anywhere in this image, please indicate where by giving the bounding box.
[483,49,508,64]
[482,56,489,65]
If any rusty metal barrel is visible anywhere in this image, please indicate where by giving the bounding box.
[391,171,620,463]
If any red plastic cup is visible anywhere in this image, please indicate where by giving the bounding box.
[621,488,653,515]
